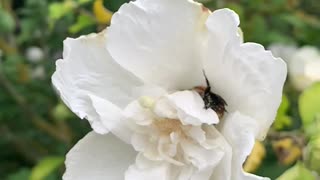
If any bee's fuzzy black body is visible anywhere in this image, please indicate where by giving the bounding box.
[199,72,227,118]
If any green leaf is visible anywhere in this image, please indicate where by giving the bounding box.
[69,14,95,34]
[277,162,315,180]
[30,156,64,180]
[299,83,320,130]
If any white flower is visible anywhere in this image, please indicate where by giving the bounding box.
[25,46,44,63]
[289,46,320,91]
[269,44,320,91]
[52,0,287,179]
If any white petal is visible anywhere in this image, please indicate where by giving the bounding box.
[185,126,206,144]
[205,8,241,64]
[132,85,167,99]
[107,0,209,90]
[168,91,219,125]
[125,100,155,126]
[89,94,132,143]
[131,133,150,152]
[63,131,137,180]
[177,166,215,180]
[204,9,286,139]
[201,125,232,180]
[209,145,232,180]
[219,112,269,180]
[52,32,143,133]
[181,140,224,170]
[125,154,170,180]
[153,97,179,120]
[205,15,286,138]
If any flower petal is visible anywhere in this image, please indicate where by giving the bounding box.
[124,100,155,126]
[219,112,269,180]
[125,154,171,180]
[204,9,286,139]
[89,94,133,143]
[181,139,224,171]
[204,10,287,138]
[205,8,241,64]
[177,166,216,180]
[167,91,219,125]
[107,0,209,90]
[204,125,233,180]
[52,32,143,133]
[63,131,137,180]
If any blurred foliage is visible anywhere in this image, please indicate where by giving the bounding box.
[0,0,319,179]
[243,141,266,173]
[277,162,315,180]
[299,82,320,136]
[272,137,302,166]
[273,95,293,130]
[30,156,64,180]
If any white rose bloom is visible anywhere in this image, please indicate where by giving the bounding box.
[52,0,287,179]
[289,46,320,91]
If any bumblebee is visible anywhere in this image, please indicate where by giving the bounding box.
[194,72,227,119]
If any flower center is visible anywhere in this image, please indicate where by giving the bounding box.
[126,93,223,167]
[153,118,182,135]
